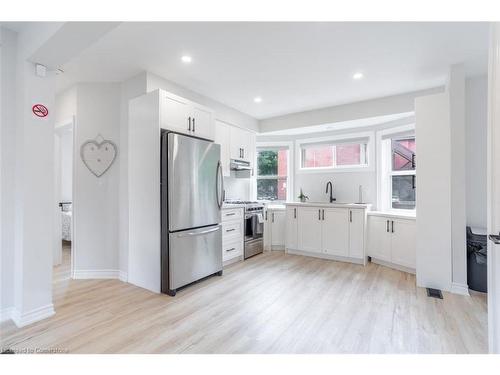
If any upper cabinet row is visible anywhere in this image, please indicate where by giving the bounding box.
[161,90,215,141]
[160,90,256,177]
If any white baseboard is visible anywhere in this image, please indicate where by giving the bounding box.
[118,270,128,282]
[370,257,416,275]
[73,269,121,279]
[11,304,55,328]
[286,249,365,265]
[450,282,470,296]
[0,307,14,322]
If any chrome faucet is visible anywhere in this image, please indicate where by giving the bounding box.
[326,181,336,203]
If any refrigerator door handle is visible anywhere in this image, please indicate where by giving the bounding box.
[216,161,224,208]
[177,226,221,237]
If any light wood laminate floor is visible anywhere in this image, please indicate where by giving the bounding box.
[0,249,487,354]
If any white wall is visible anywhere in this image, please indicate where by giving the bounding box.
[466,75,488,230]
[415,92,453,292]
[118,72,148,280]
[71,83,120,276]
[448,65,468,291]
[0,27,17,318]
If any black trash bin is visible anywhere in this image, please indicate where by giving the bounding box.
[467,227,487,293]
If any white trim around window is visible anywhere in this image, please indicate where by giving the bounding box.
[376,124,416,213]
[295,131,375,174]
[255,141,294,202]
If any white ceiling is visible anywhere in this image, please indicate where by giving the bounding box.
[55,22,489,119]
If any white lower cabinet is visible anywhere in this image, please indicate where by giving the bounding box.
[297,207,323,253]
[285,206,298,250]
[264,208,286,250]
[349,209,365,259]
[367,215,416,270]
[288,204,367,263]
[222,208,244,263]
[271,210,286,247]
[322,208,349,257]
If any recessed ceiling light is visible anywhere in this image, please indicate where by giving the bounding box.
[353,72,364,80]
[181,55,192,63]
[253,97,262,103]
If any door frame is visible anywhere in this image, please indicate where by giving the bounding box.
[54,116,76,279]
[487,22,500,354]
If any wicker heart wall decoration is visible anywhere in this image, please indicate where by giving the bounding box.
[80,135,118,177]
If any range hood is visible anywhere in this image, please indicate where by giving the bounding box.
[230,159,252,171]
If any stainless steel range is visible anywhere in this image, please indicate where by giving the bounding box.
[224,200,264,259]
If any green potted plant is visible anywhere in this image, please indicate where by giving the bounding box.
[298,189,309,203]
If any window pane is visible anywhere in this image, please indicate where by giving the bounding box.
[257,150,278,176]
[277,149,288,177]
[392,138,416,171]
[257,178,287,201]
[301,145,333,168]
[336,143,362,166]
[392,175,416,210]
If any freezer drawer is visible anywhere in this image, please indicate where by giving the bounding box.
[168,224,222,290]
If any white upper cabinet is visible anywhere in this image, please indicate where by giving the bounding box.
[160,90,215,141]
[191,102,214,140]
[230,126,253,162]
[349,209,365,259]
[214,121,231,176]
[322,208,349,257]
[285,206,298,250]
[161,91,192,134]
[297,207,322,253]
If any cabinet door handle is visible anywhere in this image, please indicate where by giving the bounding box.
[322,209,325,220]
[386,220,389,232]
[188,116,191,131]
[226,247,236,252]
[192,117,196,132]
[294,208,296,219]
[226,228,235,232]
[242,148,245,159]
[272,212,275,223]
[349,210,352,222]
[318,209,321,220]
[391,220,394,233]
[265,211,268,221]
[225,212,236,216]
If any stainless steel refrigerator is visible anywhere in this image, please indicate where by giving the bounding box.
[161,131,224,296]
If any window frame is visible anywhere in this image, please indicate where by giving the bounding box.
[295,131,375,174]
[376,124,416,213]
[255,142,293,202]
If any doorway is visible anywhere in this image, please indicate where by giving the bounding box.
[54,118,75,285]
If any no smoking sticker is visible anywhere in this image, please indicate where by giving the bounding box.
[32,104,49,118]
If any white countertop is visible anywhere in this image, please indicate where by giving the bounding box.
[222,204,245,210]
[284,201,372,209]
[265,203,286,210]
[368,210,416,220]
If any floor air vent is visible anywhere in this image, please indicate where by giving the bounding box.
[426,288,443,299]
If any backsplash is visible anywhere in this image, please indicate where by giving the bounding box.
[223,176,252,201]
